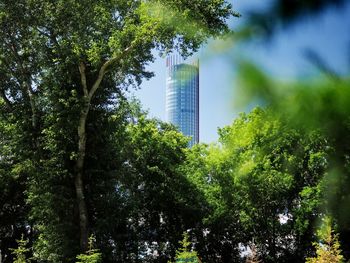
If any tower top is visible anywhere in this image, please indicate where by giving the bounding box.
[166,54,199,68]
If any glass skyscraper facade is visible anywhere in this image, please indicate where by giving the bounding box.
[166,55,199,147]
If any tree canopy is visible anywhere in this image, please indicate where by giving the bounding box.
[0,0,237,261]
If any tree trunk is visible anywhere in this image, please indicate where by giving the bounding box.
[74,53,129,251]
[75,100,90,251]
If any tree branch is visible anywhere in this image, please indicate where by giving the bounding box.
[88,45,133,100]
[78,62,89,97]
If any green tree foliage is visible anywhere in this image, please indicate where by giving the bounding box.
[181,143,244,262]
[306,216,344,263]
[108,115,207,262]
[0,114,30,261]
[183,108,329,262]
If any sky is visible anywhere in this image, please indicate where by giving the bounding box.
[133,0,350,144]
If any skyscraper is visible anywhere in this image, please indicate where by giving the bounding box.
[166,55,199,147]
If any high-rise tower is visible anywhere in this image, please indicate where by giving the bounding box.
[166,55,199,147]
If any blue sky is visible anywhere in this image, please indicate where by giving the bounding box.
[133,0,350,143]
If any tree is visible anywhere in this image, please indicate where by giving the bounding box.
[306,216,344,263]
[183,108,329,262]
[76,235,102,263]
[181,142,244,262]
[218,108,328,262]
[10,235,31,263]
[169,232,200,263]
[108,115,208,262]
[0,0,237,259]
